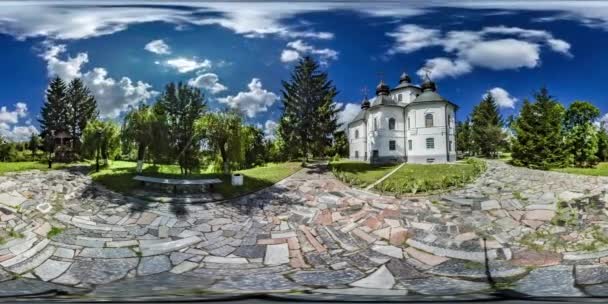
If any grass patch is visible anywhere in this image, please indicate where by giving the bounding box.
[329,159,399,187]
[90,160,302,199]
[0,161,73,175]
[374,158,486,195]
[47,227,64,238]
[552,162,608,176]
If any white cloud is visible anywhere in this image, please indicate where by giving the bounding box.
[217,78,279,118]
[165,57,211,73]
[390,24,570,80]
[599,113,608,127]
[188,73,227,94]
[42,44,156,118]
[42,44,88,80]
[417,58,472,80]
[0,102,37,142]
[337,102,361,129]
[282,40,338,65]
[0,103,28,125]
[462,39,540,70]
[144,39,171,54]
[280,49,300,63]
[263,120,278,140]
[484,87,517,109]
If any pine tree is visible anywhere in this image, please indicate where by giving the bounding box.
[39,77,68,138]
[512,87,568,169]
[471,93,505,158]
[456,118,473,157]
[65,78,98,155]
[597,122,608,162]
[278,56,338,161]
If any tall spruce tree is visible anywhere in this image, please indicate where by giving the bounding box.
[512,87,568,169]
[456,118,473,157]
[155,82,206,175]
[39,77,68,138]
[278,56,338,161]
[597,122,608,162]
[66,78,98,155]
[471,93,505,158]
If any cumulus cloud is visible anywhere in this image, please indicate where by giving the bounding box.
[387,24,570,80]
[280,49,300,63]
[263,120,278,140]
[336,102,361,129]
[281,40,338,65]
[0,103,28,125]
[144,39,171,54]
[484,87,518,109]
[165,57,212,73]
[417,58,472,80]
[217,78,279,118]
[0,103,38,142]
[42,44,156,118]
[188,73,227,94]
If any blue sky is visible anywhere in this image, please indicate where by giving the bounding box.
[1,1,608,141]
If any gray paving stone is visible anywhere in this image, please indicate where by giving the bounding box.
[290,269,364,286]
[64,258,139,285]
[386,259,427,281]
[575,264,608,285]
[138,255,171,276]
[91,272,214,297]
[212,273,304,291]
[428,259,527,280]
[233,245,266,258]
[402,277,491,295]
[514,265,585,297]
[79,247,136,259]
[33,259,72,281]
[350,265,395,289]
[0,278,86,296]
[264,243,289,265]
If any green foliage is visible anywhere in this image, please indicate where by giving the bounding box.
[65,78,98,154]
[564,100,600,130]
[47,227,64,238]
[155,82,206,175]
[196,111,243,173]
[121,104,168,170]
[566,123,599,167]
[456,118,473,157]
[328,130,348,158]
[39,76,68,139]
[329,160,398,187]
[596,123,608,162]
[512,87,569,170]
[471,93,506,158]
[28,134,41,159]
[82,120,121,164]
[241,125,267,168]
[278,56,339,160]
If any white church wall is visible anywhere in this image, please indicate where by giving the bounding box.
[348,119,367,160]
[406,102,456,163]
[367,106,406,162]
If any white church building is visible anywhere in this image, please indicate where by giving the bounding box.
[347,72,457,164]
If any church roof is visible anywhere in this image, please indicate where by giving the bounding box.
[411,80,459,109]
[370,95,399,107]
[392,82,421,91]
[348,110,367,125]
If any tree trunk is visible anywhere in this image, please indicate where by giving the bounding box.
[220,148,229,174]
[136,143,145,174]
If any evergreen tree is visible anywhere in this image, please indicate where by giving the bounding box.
[155,82,206,175]
[330,130,348,158]
[28,134,41,159]
[65,78,98,154]
[39,77,68,138]
[456,118,473,157]
[512,87,568,169]
[471,93,505,158]
[278,56,339,161]
[597,122,608,162]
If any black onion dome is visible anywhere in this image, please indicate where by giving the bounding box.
[361,97,370,109]
[399,72,411,83]
[421,79,437,92]
[375,80,390,96]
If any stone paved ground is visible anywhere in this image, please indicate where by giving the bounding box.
[0,160,608,297]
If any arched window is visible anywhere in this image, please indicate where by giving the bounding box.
[425,113,434,127]
[407,117,411,129]
[355,129,359,139]
[388,118,395,130]
[398,94,403,102]
[373,118,378,130]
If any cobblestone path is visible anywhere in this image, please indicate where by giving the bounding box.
[1,160,608,297]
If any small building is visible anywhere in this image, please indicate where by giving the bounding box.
[347,72,458,164]
[53,130,77,162]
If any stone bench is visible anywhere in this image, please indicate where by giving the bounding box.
[133,175,222,194]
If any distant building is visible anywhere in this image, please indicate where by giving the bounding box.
[347,72,457,164]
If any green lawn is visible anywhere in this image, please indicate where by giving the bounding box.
[0,161,72,175]
[90,161,302,199]
[329,160,399,188]
[375,159,485,194]
[331,158,486,195]
[552,162,608,176]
